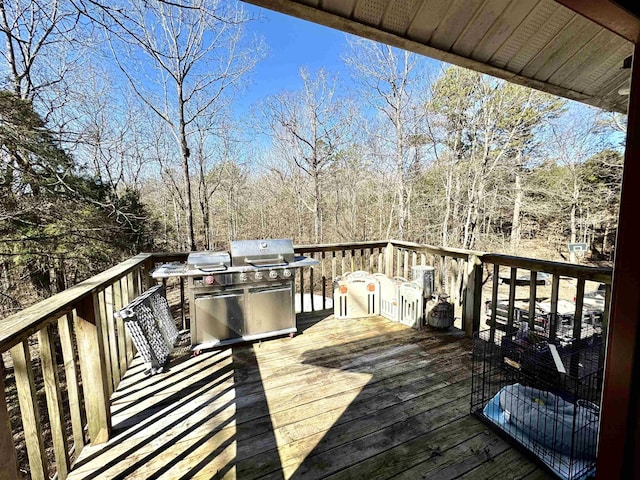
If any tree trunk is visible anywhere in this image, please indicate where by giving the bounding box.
[396,111,405,240]
[510,172,523,252]
[177,86,196,251]
[313,166,321,244]
[570,178,579,263]
[441,164,454,247]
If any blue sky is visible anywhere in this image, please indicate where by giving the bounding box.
[235,4,354,113]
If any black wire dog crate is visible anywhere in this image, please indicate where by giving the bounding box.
[470,329,604,480]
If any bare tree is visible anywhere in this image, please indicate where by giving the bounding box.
[344,38,425,240]
[102,0,264,250]
[259,68,352,244]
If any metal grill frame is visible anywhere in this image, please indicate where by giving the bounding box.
[115,284,178,374]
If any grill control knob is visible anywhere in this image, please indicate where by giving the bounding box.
[204,276,215,285]
[269,270,278,279]
[254,271,264,281]
[239,273,248,282]
[282,269,292,278]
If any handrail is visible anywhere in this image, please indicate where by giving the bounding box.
[294,241,389,252]
[389,240,483,259]
[481,253,612,284]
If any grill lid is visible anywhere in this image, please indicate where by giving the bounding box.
[230,239,294,266]
[187,251,231,272]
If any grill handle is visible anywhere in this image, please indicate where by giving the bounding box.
[244,256,287,266]
[195,265,228,273]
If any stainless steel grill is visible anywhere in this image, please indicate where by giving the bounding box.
[181,239,317,350]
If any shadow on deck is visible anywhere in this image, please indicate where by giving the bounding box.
[68,313,547,480]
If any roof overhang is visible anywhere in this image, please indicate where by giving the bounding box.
[243,0,634,113]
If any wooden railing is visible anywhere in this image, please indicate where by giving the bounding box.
[0,243,613,479]
[481,253,612,343]
[293,241,388,313]
[0,253,155,480]
[294,241,613,342]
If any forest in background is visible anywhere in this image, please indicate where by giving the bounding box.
[0,0,627,317]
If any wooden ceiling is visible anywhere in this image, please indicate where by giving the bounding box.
[244,0,634,113]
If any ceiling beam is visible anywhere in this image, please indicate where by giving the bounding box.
[555,0,640,43]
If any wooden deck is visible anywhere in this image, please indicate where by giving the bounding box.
[68,313,548,480]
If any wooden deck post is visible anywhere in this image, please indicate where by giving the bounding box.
[463,255,483,337]
[385,243,394,276]
[597,45,640,479]
[0,362,19,480]
[75,293,112,445]
[142,259,155,292]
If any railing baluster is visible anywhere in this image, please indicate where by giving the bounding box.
[136,266,145,295]
[490,264,500,344]
[332,251,337,305]
[104,285,121,388]
[403,250,409,279]
[58,312,85,456]
[507,267,517,332]
[299,260,305,313]
[369,248,374,273]
[75,293,111,445]
[113,280,127,376]
[180,277,186,330]
[549,274,560,341]
[125,272,136,362]
[450,259,457,309]
[396,248,402,278]
[572,278,586,376]
[97,290,114,396]
[528,271,538,330]
[574,278,586,341]
[341,250,346,275]
[321,252,327,310]
[310,253,315,313]
[10,340,47,480]
[0,361,19,480]
[38,324,70,479]
[420,253,426,266]
[331,251,337,280]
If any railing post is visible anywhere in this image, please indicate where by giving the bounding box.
[463,255,483,337]
[75,293,112,445]
[0,362,19,480]
[385,243,394,276]
[143,258,155,290]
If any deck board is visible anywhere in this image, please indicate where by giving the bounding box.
[68,314,548,480]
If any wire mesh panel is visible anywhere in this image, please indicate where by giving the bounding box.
[115,285,178,375]
[471,328,603,480]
